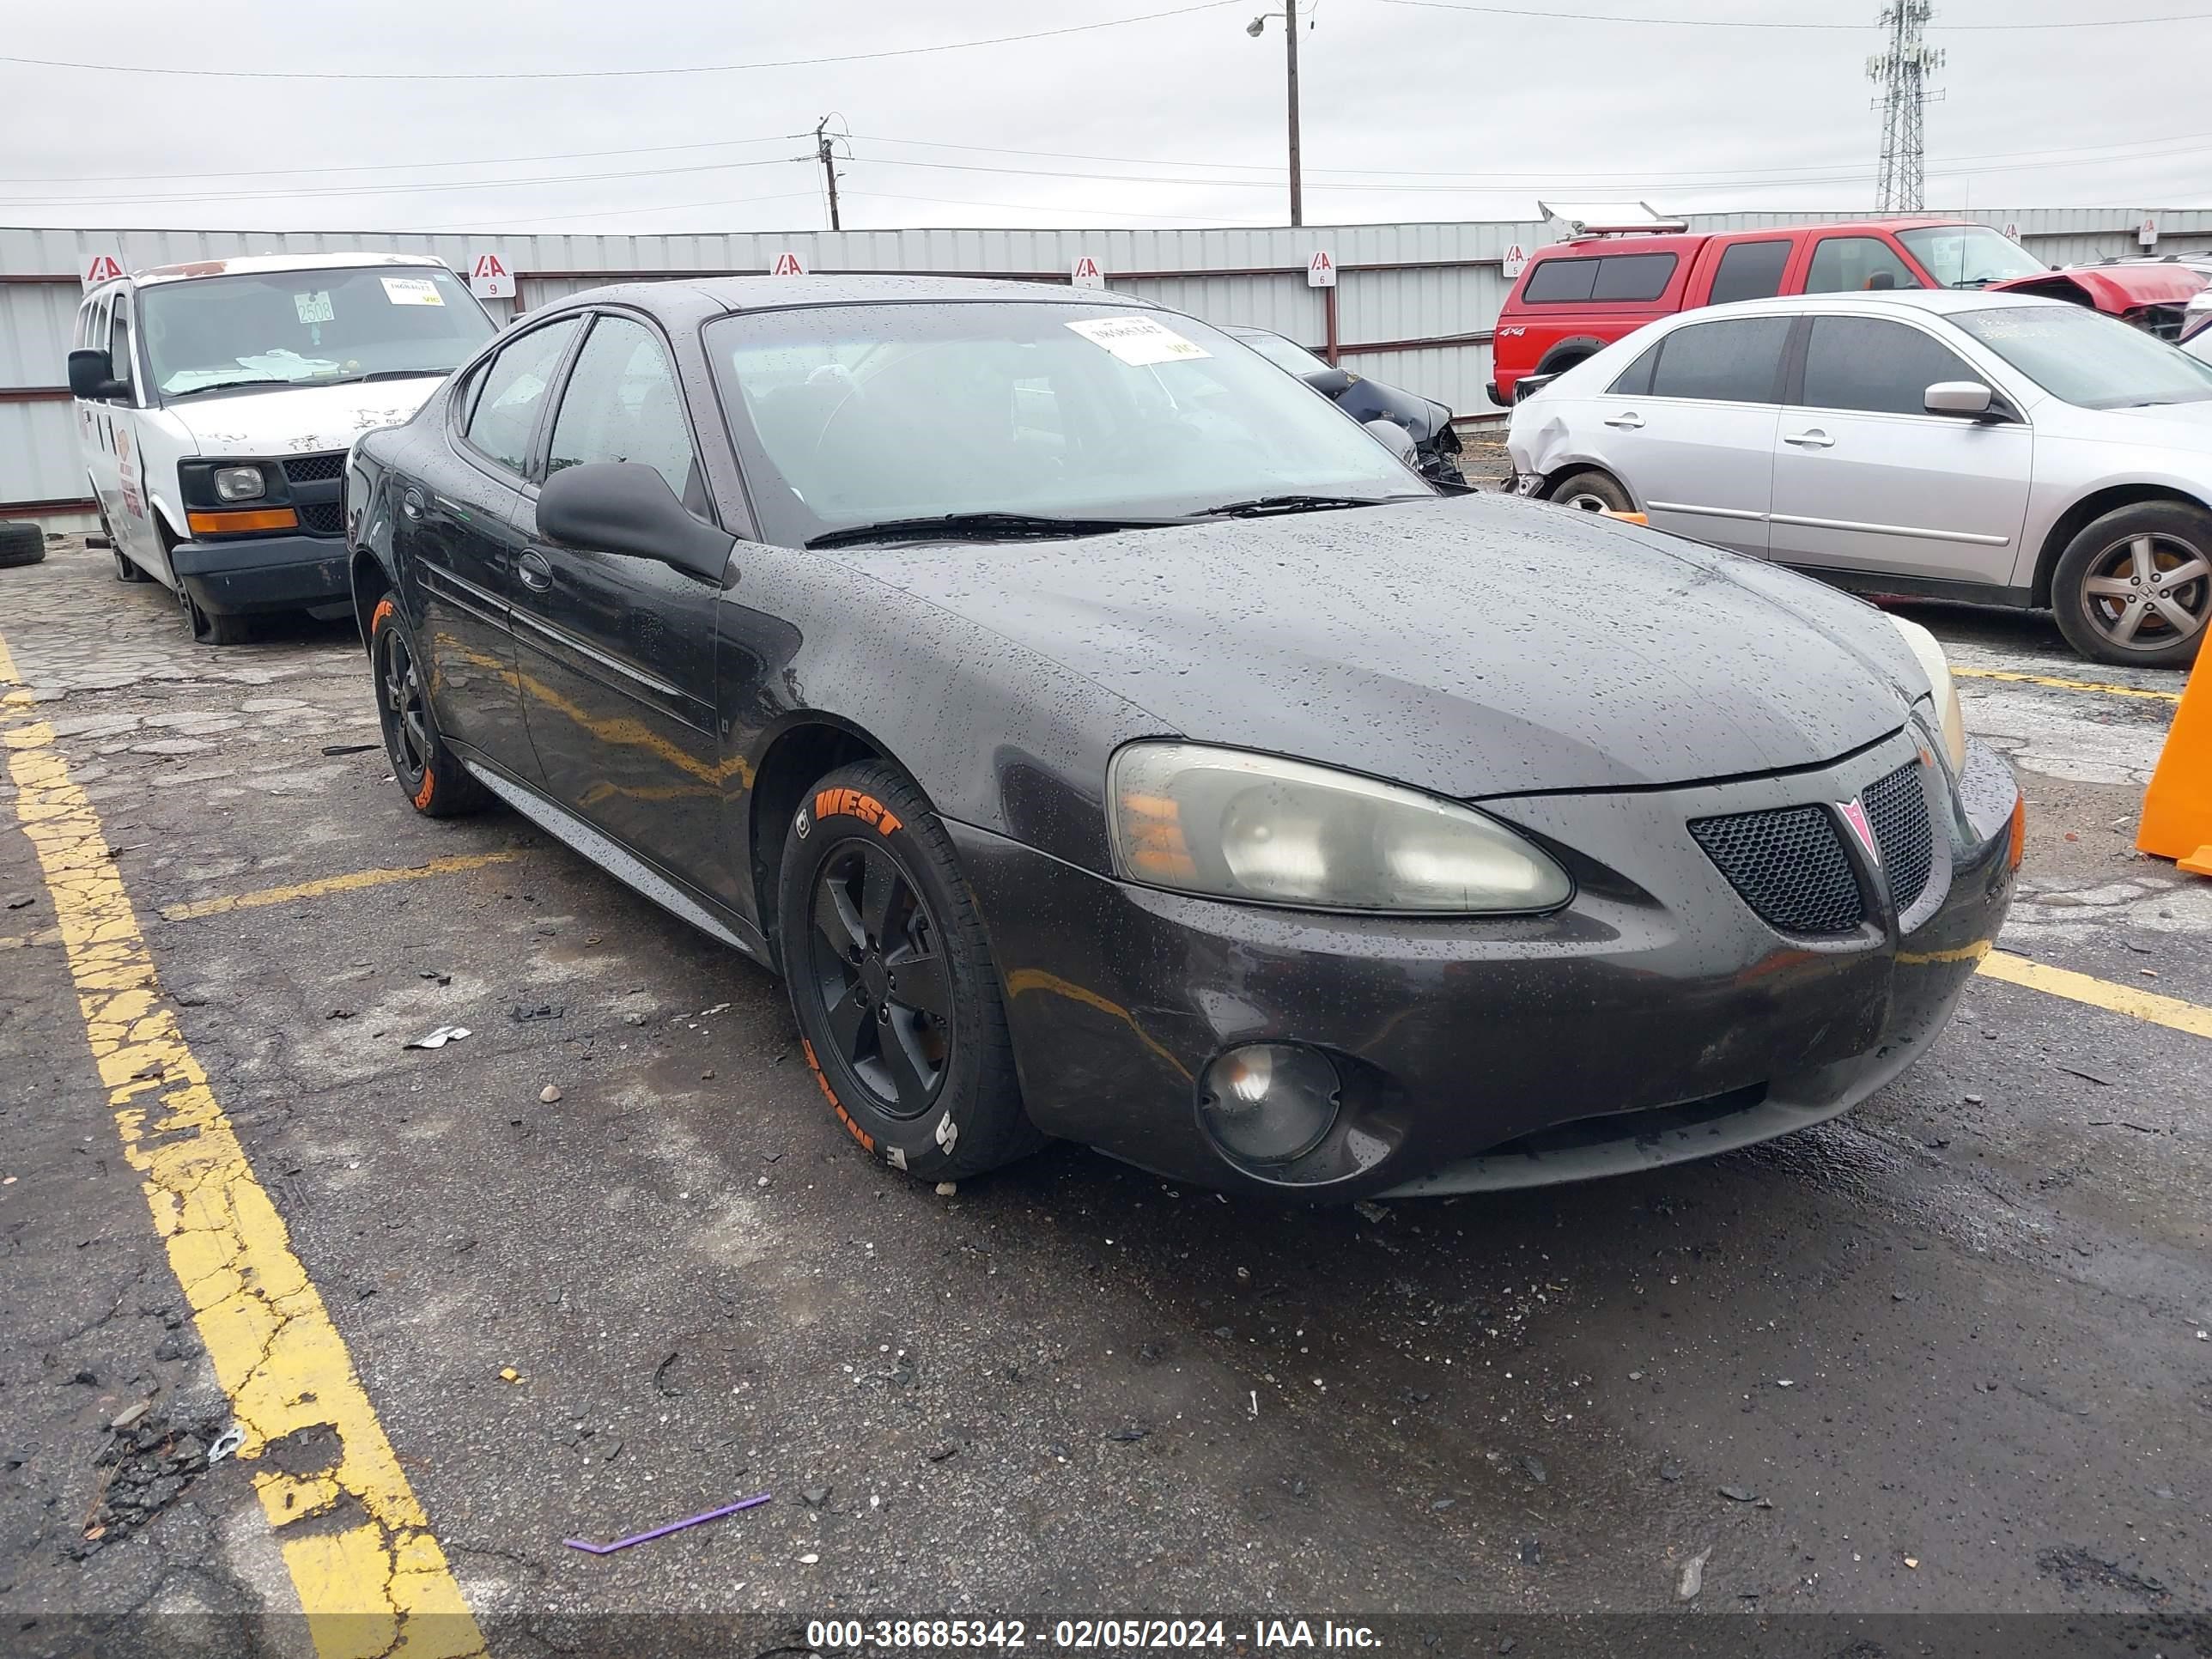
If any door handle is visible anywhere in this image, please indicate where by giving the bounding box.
[1603,411,1644,429]
[517,550,552,592]
[1783,429,1835,449]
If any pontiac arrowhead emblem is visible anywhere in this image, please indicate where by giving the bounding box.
[1839,797,1879,863]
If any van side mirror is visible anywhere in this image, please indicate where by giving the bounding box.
[1924,380,1996,418]
[68,348,129,401]
[536,461,735,585]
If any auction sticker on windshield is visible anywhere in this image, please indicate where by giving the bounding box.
[380,276,446,307]
[1066,315,1212,367]
[293,290,335,325]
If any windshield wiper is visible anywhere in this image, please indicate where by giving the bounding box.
[1194,493,1415,518]
[167,378,291,398]
[805,511,1176,550]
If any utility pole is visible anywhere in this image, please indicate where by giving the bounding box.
[815,115,842,232]
[1247,3,1305,227]
[1867,0,1942,213]
[1284,0,1303,228]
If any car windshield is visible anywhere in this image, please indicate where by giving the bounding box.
[1896,226,2045,288]
[1950,303,2212,409]
[706,301,1424,546]
[140,266,495,398]
[1233,329,1334,378]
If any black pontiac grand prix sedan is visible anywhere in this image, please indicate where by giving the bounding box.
[344,276,2022,1200]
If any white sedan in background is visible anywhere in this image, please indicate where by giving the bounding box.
[1505,290,2212,667]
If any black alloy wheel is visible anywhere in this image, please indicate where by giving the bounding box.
[805,836,954,1120]
[368,598,486,817]
[776,760,1038,1182]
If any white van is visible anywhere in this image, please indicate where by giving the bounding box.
[69,252,496,643]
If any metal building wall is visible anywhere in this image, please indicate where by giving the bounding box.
[7,209,2209,525]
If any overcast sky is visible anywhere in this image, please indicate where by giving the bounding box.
[1,0,2203,238]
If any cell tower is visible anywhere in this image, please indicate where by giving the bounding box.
[1867,0,1944,213]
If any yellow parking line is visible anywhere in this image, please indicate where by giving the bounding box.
[0,633,484,1658]
[158,851,520,922]
[1953,666,2183,704]
[1978,949,2212,1040]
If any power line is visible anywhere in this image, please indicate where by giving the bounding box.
[0,1,1240,81]
[0,134,811,189]
[1381,0,2210,27]
[0,155,815,210]
[844,189,1276,226]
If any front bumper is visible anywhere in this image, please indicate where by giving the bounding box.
[171,533,349,616]
[951,731,2020,1200]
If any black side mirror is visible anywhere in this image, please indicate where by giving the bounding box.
[536,461,735,585]
[68,348,129,401]
[1300,366,1356,398]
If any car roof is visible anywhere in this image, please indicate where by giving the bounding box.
[1667,289,2077,322]
[538,273,1161,323]
[105,252,452,292]
[1534,218,1970,258]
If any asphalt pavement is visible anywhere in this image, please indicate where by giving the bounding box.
[1,529,2208,1659]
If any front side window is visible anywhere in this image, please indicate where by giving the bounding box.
[1952,304,2212,410]
[1646,317,1791,403]
[462,317,583,475]
[707,301,1425,547]
[1894,226,2045,289]
[1707,240,1792,306]
[1804,236,1921,295]
[107,305,134,398]
[138,265,495,398]
[546,316,708,514]
[1799,317,1982,416]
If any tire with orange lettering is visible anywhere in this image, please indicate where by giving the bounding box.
[776,760,1038,1182]
[368,596,488,818]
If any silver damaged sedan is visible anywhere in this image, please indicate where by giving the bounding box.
[1506,290,2212,668]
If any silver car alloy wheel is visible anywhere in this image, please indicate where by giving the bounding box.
[2078,532,2211,649]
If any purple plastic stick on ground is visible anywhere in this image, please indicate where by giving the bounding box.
[562,1490,772,1554]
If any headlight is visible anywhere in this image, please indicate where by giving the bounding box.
[1887,616,1967,773]
[1108,743,1571,913]
[212,465,267,502]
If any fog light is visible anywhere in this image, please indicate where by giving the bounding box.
[212,465,266,502]
[1199,1043,1341,1166]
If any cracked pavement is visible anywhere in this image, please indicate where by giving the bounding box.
[2,535,2209,1656]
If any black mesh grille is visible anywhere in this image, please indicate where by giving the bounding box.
[297,501,344,536]
[1692,805,1863,935]
[1863,761,1934,911]
[283,453,346,483]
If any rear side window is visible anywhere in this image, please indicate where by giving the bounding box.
[1607,339,1662,396]
[1520,252,1678,304]
[1647,317,1791,403]
[1799,317,1984,416]
[1708,240,1792,305]
[1804,236,1920,295]
[462,316,583,475]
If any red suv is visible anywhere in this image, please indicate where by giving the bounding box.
[1489,218,2045,404]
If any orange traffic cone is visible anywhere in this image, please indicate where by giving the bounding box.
[2138,650,2212,877]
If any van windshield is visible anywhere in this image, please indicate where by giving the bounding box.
[140,266,494,398]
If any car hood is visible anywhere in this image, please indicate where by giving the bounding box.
[1990,264,2207,314]
[840,495,1923,798]
[163,375,447,457]
[2052,397,2212,447]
